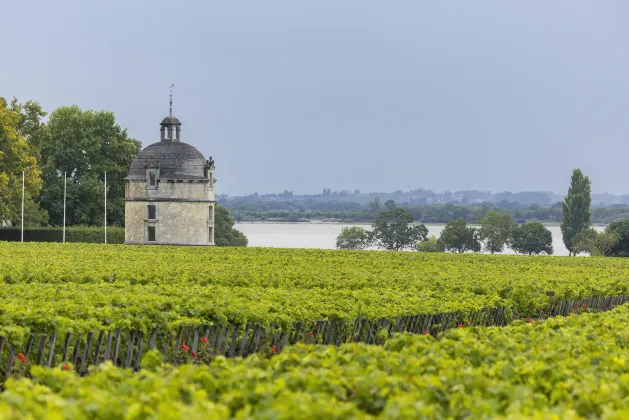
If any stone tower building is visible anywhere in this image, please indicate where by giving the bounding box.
[124,115,216,245]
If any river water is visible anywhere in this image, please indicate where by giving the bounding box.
[234,223,605,256]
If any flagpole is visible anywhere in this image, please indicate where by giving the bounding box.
[21,171,25,242]
[104,171,107,244]
[63,171,66,244]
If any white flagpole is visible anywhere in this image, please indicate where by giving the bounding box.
[104,171,107,244]
[21,171,25,242]
[63,171,67,244]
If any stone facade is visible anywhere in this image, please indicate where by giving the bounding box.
[124,182,215,245]
[126,180,213,201]
[124,115,216,246]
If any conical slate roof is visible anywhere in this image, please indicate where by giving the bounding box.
[126,141,207,181]
[126,114,208,181]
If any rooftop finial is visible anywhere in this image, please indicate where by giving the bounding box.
[169,84,174,116]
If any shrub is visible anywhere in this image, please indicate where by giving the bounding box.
[0,227,124,244]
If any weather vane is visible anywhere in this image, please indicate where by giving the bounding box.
[169,84,174,116]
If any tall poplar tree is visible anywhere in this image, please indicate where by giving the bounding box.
[561,169,591,255]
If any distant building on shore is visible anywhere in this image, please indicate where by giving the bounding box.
[124,113,216,245]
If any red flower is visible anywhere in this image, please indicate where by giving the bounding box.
[459,323,465,329]
[179,345,190,351]
[63,363,71,371]
[17,353,26,363]
[191,351,197,358]
[526,318,531,323]
[201,336,208,343]
[271,345,277,354]
[307,331,313,337]
[582,303,587,308]
[573,306,577,310]
[424,330,429,335]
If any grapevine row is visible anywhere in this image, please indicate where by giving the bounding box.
[2,305,629,418]
[0,295,626,379]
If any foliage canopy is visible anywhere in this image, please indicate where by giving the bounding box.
[38,106,141,226]
[438,218,481,253]
[561,169,591,255]
[214,205,248,246]
[478,210,515,253]
[335,226,371,250]
[370,208,428,251]
[509,221,553,255]
[0,98,44,224]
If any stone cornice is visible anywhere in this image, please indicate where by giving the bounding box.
[124,198,216,203]
[124,242,215,246]
[124,178,209,183]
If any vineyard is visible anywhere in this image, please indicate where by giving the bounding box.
[1,306,629,418]
[2,242,629,417]
[3,242,629,344]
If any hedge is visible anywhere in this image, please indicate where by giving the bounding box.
[0,227,124,244]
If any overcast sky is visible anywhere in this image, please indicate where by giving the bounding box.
[3,1,629,195]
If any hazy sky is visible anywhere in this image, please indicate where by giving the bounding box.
[3,1,629,195]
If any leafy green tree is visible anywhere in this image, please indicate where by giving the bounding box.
[601,233,616,255]
[9,98,50,226]
[370,208,428,251]
[215,205,248,246]
[38,106,141,226]
[437,218,481,253]
[10,98,49,161]
[561,169,591,255]
[571,228,598,256]
[0,97,44,225]
[509,221,553,255]
[478,210,515,253]
[336,226,371,250]
[602,219,629,257]
[572,227,618,257]
[416,235,444,252]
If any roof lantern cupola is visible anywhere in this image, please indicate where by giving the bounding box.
[160,84,182,142]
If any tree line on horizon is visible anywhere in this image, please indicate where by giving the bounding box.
[335,207,554,255]
[229,186,629,207]
[336,169,629,257]
[0,97,246,246]
[225,196,629,225]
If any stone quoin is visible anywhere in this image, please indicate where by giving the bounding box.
[124,114,216,245]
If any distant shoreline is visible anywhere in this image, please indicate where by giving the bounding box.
[236,220,366,225]
[235,220,608,227]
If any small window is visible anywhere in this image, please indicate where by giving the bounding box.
[209,226,214,243]
[149,172,156,187]
[209,206,213,221]
[148,205,156,220]
[148,226,156,242]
